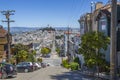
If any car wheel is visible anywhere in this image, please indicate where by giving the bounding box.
[1,72,7,79]
[24,69,28,73]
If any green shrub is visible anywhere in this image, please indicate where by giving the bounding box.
[74,57,80,67]
[62,59,70,69]
[62,59,68,66]
[74,57,79,63]
[64,64,71,69]
[70,62,79,70]
[37,58,43,63]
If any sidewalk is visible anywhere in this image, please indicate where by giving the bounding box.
[78,70,120,80]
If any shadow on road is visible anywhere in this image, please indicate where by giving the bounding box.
[5,76,17,79]
[50,70,93,80]
[50,70,109,80]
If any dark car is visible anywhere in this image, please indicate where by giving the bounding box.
[16,62,34,73]
[46,54,51,58]
[0,62,17,79]
[41,62,47,68]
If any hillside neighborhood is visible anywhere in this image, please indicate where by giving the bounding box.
[0,0,120,80]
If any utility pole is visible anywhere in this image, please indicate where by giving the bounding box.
[110,0,117,80]
[90,1,94,31]
[67,27,70,62]
[1,10,15,63]
[91,1,94,13]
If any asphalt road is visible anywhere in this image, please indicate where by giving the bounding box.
[5,66,96,80]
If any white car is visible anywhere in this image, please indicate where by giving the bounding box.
[34,62,41,69]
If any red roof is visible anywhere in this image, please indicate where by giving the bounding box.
[0,26,7,37]
[64,31,72,34]
[48,30,52,33]
[75,34,80,37]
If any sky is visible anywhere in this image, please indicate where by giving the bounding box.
[0,0,108,28]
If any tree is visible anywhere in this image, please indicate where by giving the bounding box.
[37,58,43,63]
[41,27,55,32]
[13,43,29,55]
[27,53,36,62]
[55,35,64,39]
[16,50,28,62]
[27,50,36,62]
[41,47,51,56]
[47,47,51,53]
[79,31,110,76]
[56,48,60,56]
[12,44,29,63]
[12,44,37,63]
[31,50,36,55]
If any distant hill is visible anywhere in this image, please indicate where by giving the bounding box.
[3,27,40,34]
[54,27,79,31]
[3,27,80,34]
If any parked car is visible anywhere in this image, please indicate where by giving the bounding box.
[41,62,47,68]
[16,62,34,73]
[37,62,42,68]
[33,62,38,70]
[0,62,17,79]
[33,62,41,70]
[27,62,35,70]
[46,54,51,58]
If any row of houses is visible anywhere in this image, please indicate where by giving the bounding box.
[61,29,86,67]
[0,24,55,62]
[78,2,120,66]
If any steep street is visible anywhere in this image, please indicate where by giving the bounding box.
[6,66,95,80]
[42,31,62,67]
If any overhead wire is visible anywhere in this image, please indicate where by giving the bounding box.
[67,0,86,28]
[67,0,107,28]
[67,0,81,27]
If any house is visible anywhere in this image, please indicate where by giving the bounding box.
[93,2,120,64]
[63,30,84,66]
[95,9,111,62]
[78,13,92,36]
[0,25,12,62]
[63,31,72,57]
[32,42,41,58]
[78,2,120,66]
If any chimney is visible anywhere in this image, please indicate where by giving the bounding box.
[95,2,103,10]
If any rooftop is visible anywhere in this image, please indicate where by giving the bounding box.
[0,25,7,37]
[64,31,72,34]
